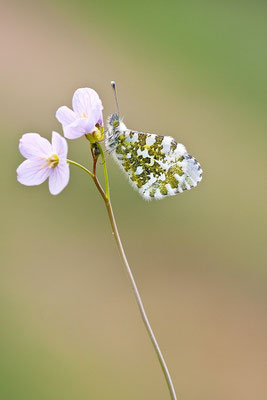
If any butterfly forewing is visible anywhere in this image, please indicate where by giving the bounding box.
[106,114,202,200]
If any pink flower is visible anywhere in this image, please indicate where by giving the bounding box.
[56,88,104,140]
[17,131,69,195]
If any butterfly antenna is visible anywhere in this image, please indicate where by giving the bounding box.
[111,81,120,117]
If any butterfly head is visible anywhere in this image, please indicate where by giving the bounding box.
[107,113,126,131]
[108,113,120,128]
[106,113,127,150]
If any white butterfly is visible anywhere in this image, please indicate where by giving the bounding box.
[105,83,202,200]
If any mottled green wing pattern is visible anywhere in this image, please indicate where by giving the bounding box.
[106,115,202,200]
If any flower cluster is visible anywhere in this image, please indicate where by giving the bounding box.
[56,88,103,140]
[17,88,103,195]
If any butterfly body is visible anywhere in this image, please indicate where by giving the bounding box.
[105,113,202,200]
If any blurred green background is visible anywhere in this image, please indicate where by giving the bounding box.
[1,1,266,399]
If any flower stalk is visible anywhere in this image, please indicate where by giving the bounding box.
[67,142,178,400]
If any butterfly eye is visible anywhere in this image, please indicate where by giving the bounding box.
[113,120,119,128]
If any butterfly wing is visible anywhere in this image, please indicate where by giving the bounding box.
[106,121,202,200]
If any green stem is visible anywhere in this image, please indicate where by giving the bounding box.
[96,142,110,200]
[67,148,178,400]
[67,159,94,178]
[104,198,178,400]
[67,158,107,203]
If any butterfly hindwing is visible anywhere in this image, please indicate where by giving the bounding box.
[106,114,202,200]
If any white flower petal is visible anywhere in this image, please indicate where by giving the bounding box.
[48,162,70,195]
[63,118,94,139]
[90,90,104,112]
[72,88,102,116]
[51,131,68,158]
[19,133,52,159]
[17,159,50,186]
[56,106,76,127]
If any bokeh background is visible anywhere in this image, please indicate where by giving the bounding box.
[1,1,266,399]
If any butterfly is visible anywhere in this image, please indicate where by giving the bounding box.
[105,83,202,200]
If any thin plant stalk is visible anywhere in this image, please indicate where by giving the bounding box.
[67,145,178,400]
